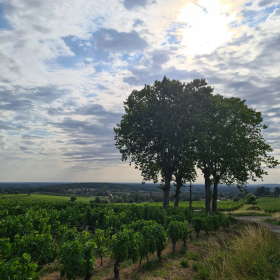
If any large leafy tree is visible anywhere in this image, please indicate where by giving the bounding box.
[114,77,211,210]
[196,95,279,212]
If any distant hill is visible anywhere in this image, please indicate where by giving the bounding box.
[0,182,279,194]
[40,182,162,193]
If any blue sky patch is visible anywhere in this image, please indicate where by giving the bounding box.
[0,3,11,30]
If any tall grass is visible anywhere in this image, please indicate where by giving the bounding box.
[272,212,280,223]
[203,224,280,280]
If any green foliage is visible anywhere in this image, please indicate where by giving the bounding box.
[0,238,39,280]
[110,227,139,263]
[58,231,96,279]
[192,214,229,238]
[14,232,57,267]
[245,194,257,204]
[0,253,39,280]
[70,196,77,202]
[167,221,189,252]
[93,228,110,266]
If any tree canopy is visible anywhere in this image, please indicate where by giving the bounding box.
[114,76,278,211]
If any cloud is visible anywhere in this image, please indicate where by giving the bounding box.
[258,0,279,7]
[94,28,148,53]
[123,0,148,10]
[133,19,144,27]
[0,0,279,183]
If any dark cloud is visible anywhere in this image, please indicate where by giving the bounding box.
[152,50,170,66]
[51,117,113,137]
[47,107,66,115]
[25,86,69,103]
[123,0,148,10]
[241,9,258,19]
[0,99,34,111]
[21,140,35,145]
[227,34,254,46]
[123,66,202,86]
[0,86,69,114]
[133,19,144,27]
[0,121,13,130]
[95,28,148,53]
[22,134,43,139]
[273,8,280,16]
[47,103,122,124]
[258,0,278,7]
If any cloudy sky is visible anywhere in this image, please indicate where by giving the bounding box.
[0,0,279,183]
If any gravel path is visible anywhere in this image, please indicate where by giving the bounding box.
[235,216,280,238]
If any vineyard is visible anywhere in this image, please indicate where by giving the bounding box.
[0,200,232,280]
[257,197,280,213]
[149,200,245,211]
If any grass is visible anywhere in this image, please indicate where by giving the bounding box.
[263,212,280,225]
[201,224,280,280]
[228,203,274,217]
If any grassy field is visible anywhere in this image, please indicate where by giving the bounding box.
[0,193,107,203]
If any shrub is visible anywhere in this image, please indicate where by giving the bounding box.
[245,194,256,204]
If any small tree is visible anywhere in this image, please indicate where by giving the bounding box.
[70,196,77,202]
[245,194,257,204]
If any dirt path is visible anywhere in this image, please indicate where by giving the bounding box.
[235,216,280,238]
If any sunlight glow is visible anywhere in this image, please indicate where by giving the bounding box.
[178,0,235,55]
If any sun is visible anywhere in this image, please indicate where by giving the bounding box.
[178,0,235,55]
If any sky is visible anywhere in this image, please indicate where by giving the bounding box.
[0,0,279,184]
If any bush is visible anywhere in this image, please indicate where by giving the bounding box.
[245,194,256,204]
[70,196,77,202]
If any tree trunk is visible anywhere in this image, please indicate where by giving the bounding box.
[202,167,211,213]
[172,241,176,253]
[157,249,161,260]
[114,258,120,279]
[84,272,93,280]
[212,176,220,212]
[183,238,186,248]
[174,175,183,207]
[139,256,142,269]
[100,253,103,266]
[163,175,171,211]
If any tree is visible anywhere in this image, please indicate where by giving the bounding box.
[196,95,278,212]
[245,194,257,204]
[114,77,211,210]
[274,187,280,197]
[70,196,77,202]
[255,186,270,197]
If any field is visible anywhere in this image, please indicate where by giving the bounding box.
[0,194,107,203]
[257,197,280,213]
[149,200,245,211]
[0,198,280,280]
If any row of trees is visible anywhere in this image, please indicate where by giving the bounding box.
[114,77,278,212]
[254,186,280,197]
